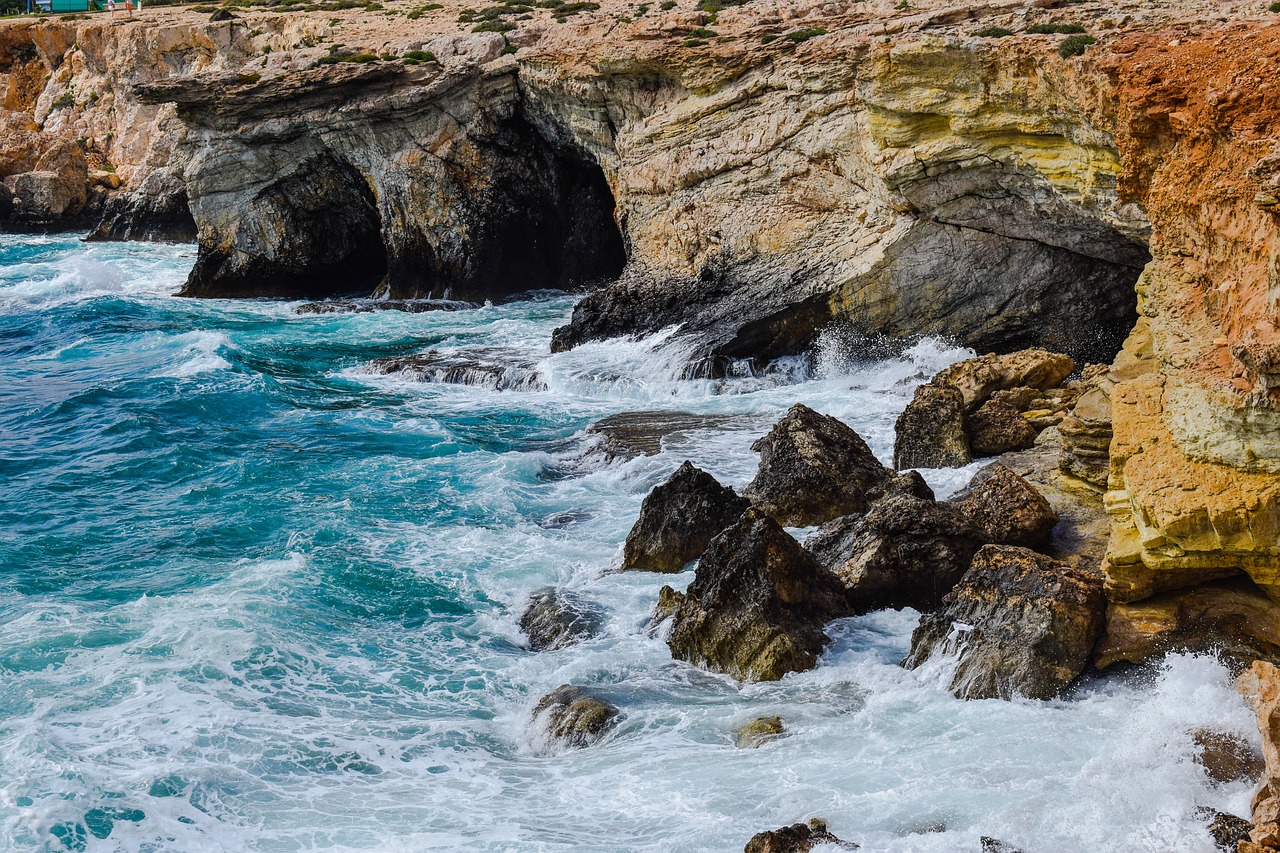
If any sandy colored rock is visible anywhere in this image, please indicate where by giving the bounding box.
[968,399,1037,458]
[1193,730,1265,785]
[531,684,619,751]
[734,715,785,749]
[950,463,1058,550]
[933,350,1077,414]
[744,819,854,853]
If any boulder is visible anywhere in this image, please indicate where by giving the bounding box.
[621,461,751,572]
[518,588,602,651]
[1093,580,1280,670]
[87,168,197,243]
[805,492,982,614]
[744,819,856,852]
[893,382,970,469]
[980,839,1026,853]
[734,715,785,748]
[745,404,892,527]
[949,463,1058,549]
[1193,730,1265,784]
[530,685,619,751]
[903,545,1106,700]
[933,349,1076,412]
[967,399,1037,457]
[1238,661,1280,851]
[664,509,849,681]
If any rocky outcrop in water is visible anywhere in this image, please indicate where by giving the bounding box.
[950,464,1059,550]
[744,404,891,528]
[530,684,619,751]
[365,349,546,391]
[734,715,785,749]
[743,819,855,853]
[661,508,848,682]
[621,461,750,573]
[903,545,1106,701]
[893,382,970,469]
[518,588,602,651]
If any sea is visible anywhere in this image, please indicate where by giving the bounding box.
[0,233,1259,852]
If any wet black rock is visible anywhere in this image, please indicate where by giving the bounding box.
[967,399,1037,457]
[804,492,982,614]
[664,509,849,681]
[622,461,751,573]
[744,819,857,852]
[980,838,1027,853]
[893,382,970,469]
[903,545,1106,700]
[518,588,602,651]
[1205,811,1252,851]
[365,349,545,391]
[530,685,619,751]
[745,404,892,527]
[87,169,197,243]
[295,299,477,315]
[949,463,1058,550]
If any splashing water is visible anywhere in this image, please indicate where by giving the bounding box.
[0,235,1256,852]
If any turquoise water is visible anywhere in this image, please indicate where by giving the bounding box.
[0,234,1260,852]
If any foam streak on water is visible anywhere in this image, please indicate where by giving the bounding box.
[0,235,1254,852]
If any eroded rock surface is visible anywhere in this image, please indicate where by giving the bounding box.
[893,382,970,469]
[744,819,855,853]
[745,404,891,528]
[950,463,1058,550]
[364,349,546,391]
[968,399,1037,458]
[518,588,602,651]
[530,684,619,751]
[622,461,751,573]
[903,545,1106,700]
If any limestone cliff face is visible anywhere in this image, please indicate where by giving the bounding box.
[1100,25,1280,603]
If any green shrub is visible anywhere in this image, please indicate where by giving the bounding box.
[681,37,706,46]
[1027,21,1085,33]
[236,71,262,84]
[760,32,776,42]
[500,42,517,53]
[975,26,1013,37]
[1057,33,1095,57]
[659,1,674,8]
[1271,1,1280,11]
[473,18,513,30]
[191,4,216,10]
[402,49,436,61]
[686,26,715,36]
[51,90,75,109]
[894,0,909,8]
[784,26,825,42]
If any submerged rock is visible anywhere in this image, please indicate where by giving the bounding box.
[804,492,982,614]
[949,463,1058,550]
[518,588,603,651]
[664,509,848,681]
[933,350,1077,413]
[365,349,545,391]
[621,461,751,573]
[734,715,785,749]
[744,819,856,852]
[967,399,1037,457]
[980,839,1026,853]
[295,299,477,315]
[586,411,740,460]
[530,685,619,751]
[903,545,1106,701]
[893,382,970,469]
[745,404,892,527]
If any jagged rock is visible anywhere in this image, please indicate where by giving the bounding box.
[530,685,619,751]
[1238,661,1280,851]
[1193,730,1265,784]
[664,509,849,681]
[586,411,740,460]
[893,382,971,469]
[744,819,856,852]
[1093,580,1280,670]
[980,839,1026,853]
[933,350,1077,413]
[294,299,478,315]
[734,715,784,748]
[967,399,1037,457]
[745,404,892,527]
[1056,364,1115,491]
[621,461,751,573]
[903,545,1106,700]
[949,463,1058,550]
[87,168,196,243]
[1205,812,1252,852]
[804,492,982,614]
[364,349,545,391]
[518,588,602,651]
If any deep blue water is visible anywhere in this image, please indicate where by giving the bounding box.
[0,234,1258,852]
